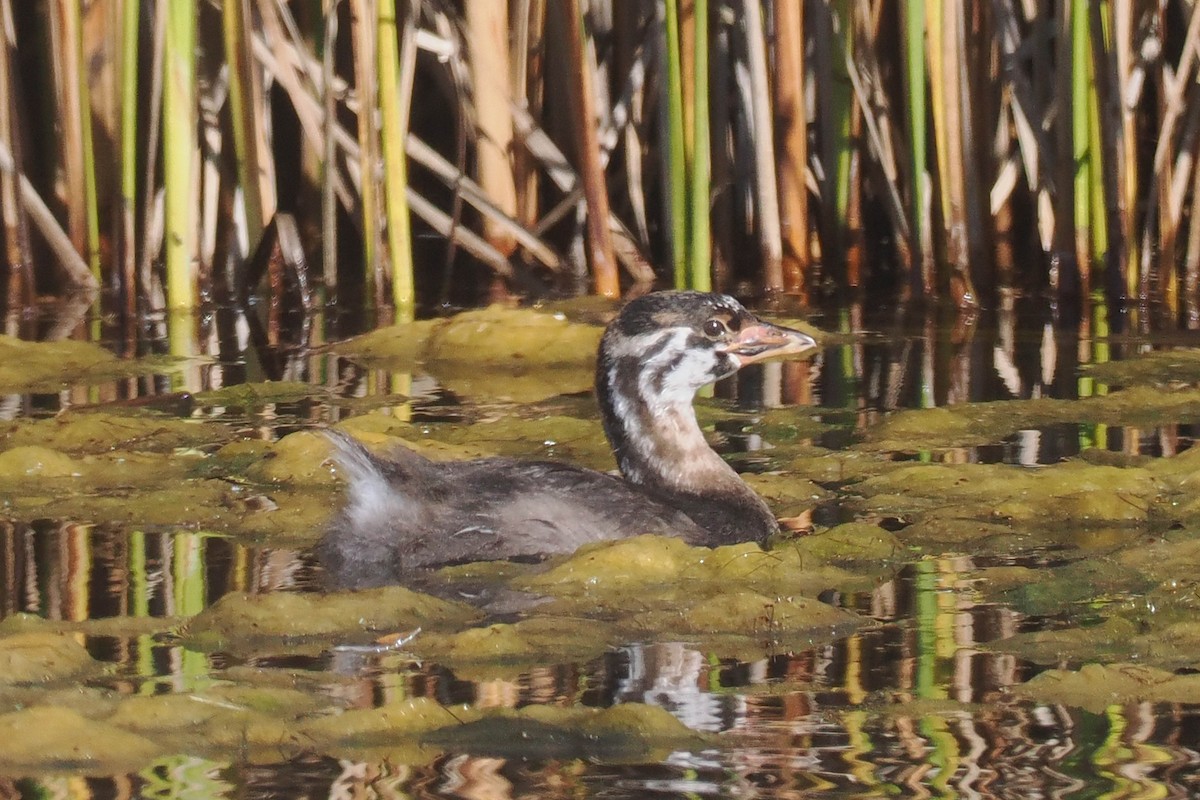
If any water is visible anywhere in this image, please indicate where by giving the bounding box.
[2,295,1200,797]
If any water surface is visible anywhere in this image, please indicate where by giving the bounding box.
[2,295,1200,798]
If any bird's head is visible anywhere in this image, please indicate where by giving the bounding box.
[599,291,819,402]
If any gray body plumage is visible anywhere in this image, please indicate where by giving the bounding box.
[318,431,709,588]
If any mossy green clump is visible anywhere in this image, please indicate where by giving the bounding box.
[744,473,831,518]
[103,685,323,759]
[780,523,903,563]
[0,632,102,685]
[425,306,602,367]
[326,318,440,367]
[859,386,1200,452]
[988,616,1141,666]
[1083,348,1200,387]
[855,461,1161,529]
[243,429,340,485]
[193,380,324,409]
[422,414,613,470]
[785,446,902,484]
[994,613,1200,674]
[183,587,482,652]
[0,336,168,393]
[0,706,164,773]
[0,445,82,477]
[421,703,708,763]
[1014,663,1200,714]
[332,306,604,403]
[996,556,1154,617]
[300,696,481,748]
[523,536,873,601]
[630,590,861,640]
[526,535,695,591]
[1,411,232,455]
[415,617,622,678]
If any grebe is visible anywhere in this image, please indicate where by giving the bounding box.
[318,291,818,589]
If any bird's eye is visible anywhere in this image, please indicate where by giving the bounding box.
[702,318,727,338]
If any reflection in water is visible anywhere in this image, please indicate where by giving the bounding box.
[6,512,1200,797]
[4,296,1200,796]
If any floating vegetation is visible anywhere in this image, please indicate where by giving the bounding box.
[3,299,1200,793]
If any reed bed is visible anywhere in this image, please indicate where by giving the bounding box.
[1,1,1199,325]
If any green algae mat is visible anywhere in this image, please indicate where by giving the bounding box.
[3,311,1200,784]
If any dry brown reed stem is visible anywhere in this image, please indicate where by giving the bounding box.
[510,105,654,285]
[612,4,649,246]
[743,0,782,294]
[1139,3,1200,304]
[679,0,696,168]
[162,0,197,311]
[321,0,338,290]
[845,1,909,264]
[350,0,382,304]
[0,139,95,294]
[50,0,89,269]
[14,0,1200,316]
[408,135,560,270]
[0,0,32,312]
[223,0,272,253]
[563,0,619,298]
[138,1,166,312]
[511,0,547,233]
[116,0,138,326]
[466,0,519,258]
[708,12,732,291]
[774,0,809,297]
[1111,0,1139,300]
[927,0,977,306]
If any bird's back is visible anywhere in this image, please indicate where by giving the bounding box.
[317,431,709,589]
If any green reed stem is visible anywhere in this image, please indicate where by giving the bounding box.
[903,0,927,267]
[1070,0,1093,270]
[222,0,263,250]
[688,0,710,291]
[118,0,139,312]
[378,0,414,321]
[831,0,854,233]
[664,0,688,288]
[71,4,100,288]
[163,0,196,311]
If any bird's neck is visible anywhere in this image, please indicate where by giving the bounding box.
[596,343,744,497]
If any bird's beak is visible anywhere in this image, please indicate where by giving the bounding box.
[721,320,819,365]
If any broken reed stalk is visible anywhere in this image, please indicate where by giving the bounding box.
[163,0,197,311]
